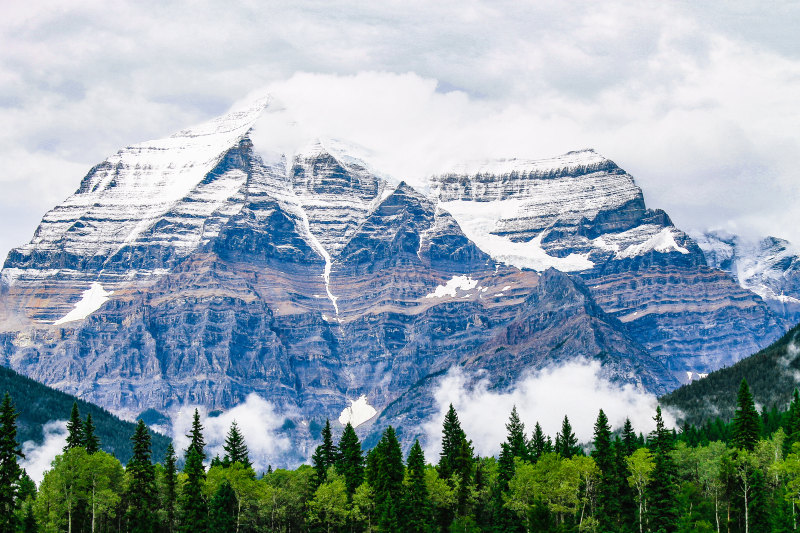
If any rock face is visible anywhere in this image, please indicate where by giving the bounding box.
[693,230,800,322]
[0,102,788,461]
[430,151,787,376]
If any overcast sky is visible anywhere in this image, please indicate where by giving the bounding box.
[2,1,799,261]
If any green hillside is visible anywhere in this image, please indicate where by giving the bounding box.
[661,322,800,426]
[0,365,171,464]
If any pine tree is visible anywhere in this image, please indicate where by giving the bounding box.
[555,415,579,458]
[505,406,529,460]
[83,413,100,454]
[163,442,178,533]
[179,409,207,533]
[64,401,84,451]
[208,480,237,533]
[592,409,619,530]
[126,419,157,533]
[366,426,404,533]
[403,440,433,532]
[732,379,761,451]
[0,393,23,533]
[529,422,551,463]
[437,404,474,516]
[648,406,678,533]
[311,419,338,487]
[621,417,638,456]
[222,421,251,470]
[336,422,364,495]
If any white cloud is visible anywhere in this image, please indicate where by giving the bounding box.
[1,1,799,262]
[421,360,678,459]
[169,393,292,474]
[20,420,68,485]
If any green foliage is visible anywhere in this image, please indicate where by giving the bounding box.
[311,419,337,487]
[0,393,23,533]
[222,420,251,470]
[555,415,579,459]
[179,410,207,533]
[732,379,761,451]
[367,426,404,532]
[64,402,84,452]
[162,442,178,533]
[648,407,679,533]
[126,419,157,533]
[336,422,364,495]
[83,413,100,455]
[208,480,237,533]
[403,439,433,532]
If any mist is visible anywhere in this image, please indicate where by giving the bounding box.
[20,420,68,485]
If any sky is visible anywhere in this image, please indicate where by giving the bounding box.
[1,1,800,261]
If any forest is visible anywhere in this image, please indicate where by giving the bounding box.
[2,379,800,532]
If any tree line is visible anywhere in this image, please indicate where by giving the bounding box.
[2,379,800,532]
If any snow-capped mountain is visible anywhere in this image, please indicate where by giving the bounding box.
[0,99,788,459]
[693,230,800,321]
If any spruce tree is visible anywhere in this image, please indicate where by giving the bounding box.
[366,426,404,533]
[179,409,208,533]
[437,404,474,516]
[311,419,338,486]
[208,480,237,533]
[403,440,433,532]
[592,409,619,530]
[0,393,23,533]
[529,422,550,463]
[83,413,100,454]
[163,442,178,533]
[126,419,157,533]
[732,379,761,451]
[648,406,678,533]
[336,422,364,495]
[222,421,251,470]
[784,389,800,456]
[621,417,638,456]
[555,415,579,458]
[64,401,84,451]
[505,406,529,460]
[21,504,36,533]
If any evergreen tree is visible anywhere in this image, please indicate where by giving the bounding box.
[311,419,338,486]
[438,404,463,481]
[621,417,638,456]
[366,426,404,533]
[126,419,157,533]
[505,406,529,460]
[403,440,432,532]
[748,467,770,532]
[592,409,620,530]
[162,442,178,533]
[529,422,551,463]
[21,503,36,533]
[208,480,237,533]
[222,421,251,470]
[17,469,35,503]
[0,393,23,533]
[64,401,84,451]
[648,406,678,533]
[83,413,100,454]
[336,422,364,495]
[179,410,207,533]
[555,415,579,458]
[732,379,761,451]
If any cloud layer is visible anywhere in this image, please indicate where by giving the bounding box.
[2,2,799,259]
[421,360,678,459]
[20,420,68,484]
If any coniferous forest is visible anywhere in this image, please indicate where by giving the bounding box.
[4,379,800,532]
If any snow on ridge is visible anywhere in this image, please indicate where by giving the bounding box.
[338,395,377,428]
[426,275,479,298]
[443,149,608,177]
[617,228,689,259]
[53,282,113,325]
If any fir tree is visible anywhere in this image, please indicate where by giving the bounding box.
[126,419,157,533]
[648,406,678,533]
[222,421,251,470]
[83,413,100,454]
[529,422,551,463]
[0,393,23,533]
[403,440,432,532]
[179,410,207,533]
[555,415,579,458]
[621,417,638,456]
[162,442,178,533]
[336,422,364,495]
[21,503,36,533]
[208,480,237,533]
[366,426,404,533]
[438,404,463,481]
[311,419,338,487]
[505,406,529,460]
[64,401,84,451]
[732,379,761,451]
[592,409,620,530]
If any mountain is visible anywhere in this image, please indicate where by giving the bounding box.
[692,230,800,322]
[0,99,788,460]
[430,152,786,375]
[0,365,170,464]
[661,322,800,426]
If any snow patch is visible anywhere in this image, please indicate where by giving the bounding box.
[53,282,113,325]
[338,395,377,428]
[617,228,689,258]
[426,275,478,298]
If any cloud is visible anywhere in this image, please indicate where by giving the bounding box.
[2,1,800,262]
[169,393,292,474]
[421,360,677,459]
[20,420,68,485]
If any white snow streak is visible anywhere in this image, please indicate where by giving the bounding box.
[53,282,113,325]
[425,275,478,298]
[338,395,377,428]
[617,228,689,258]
